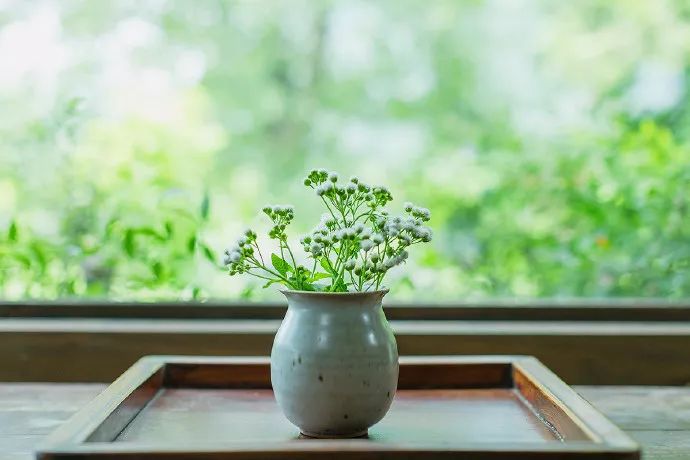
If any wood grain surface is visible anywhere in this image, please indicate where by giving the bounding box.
[117,388,558,444]
[2,319,689,385]
[29,356,638,459]
[0,383,687,459]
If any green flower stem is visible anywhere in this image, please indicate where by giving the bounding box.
[353,208,373,223]
[334,195,348,225]
[375,237,392,290]
[283,239,298,271]
[245,270,281,282]
[247,255,295,288]
[320,197,341,229]
[331,238,351,288]
[358,250,368,290]
[252,241,266,266]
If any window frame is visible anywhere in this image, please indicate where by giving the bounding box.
[3,298,690,321]
[1,299,689,385]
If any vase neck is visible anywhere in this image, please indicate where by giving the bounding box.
[281,290,387,310]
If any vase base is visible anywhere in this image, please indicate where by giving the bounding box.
[300,430,368,439]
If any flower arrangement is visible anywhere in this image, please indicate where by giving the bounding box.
[223,169,432,292]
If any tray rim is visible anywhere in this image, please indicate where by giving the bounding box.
[37,355,640,459]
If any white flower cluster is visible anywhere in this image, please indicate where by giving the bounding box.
[297,198,432,289]
[262,205,294,240]
[380,214,432,243]
[301,221,370,257]
[223,229,257,275]
[305,169,393,209]
[222,169,433,292]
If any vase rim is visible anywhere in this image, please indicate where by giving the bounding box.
[280,288,389,297]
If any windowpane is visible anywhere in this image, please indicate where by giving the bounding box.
[1,0,689,300]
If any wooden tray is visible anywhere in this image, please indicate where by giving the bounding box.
[38,355,640,459]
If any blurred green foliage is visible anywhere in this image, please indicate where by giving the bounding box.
[1,0,689,300]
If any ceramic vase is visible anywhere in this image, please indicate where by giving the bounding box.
[270,289,398,438]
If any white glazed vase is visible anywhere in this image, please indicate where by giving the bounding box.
[270,289,398,438]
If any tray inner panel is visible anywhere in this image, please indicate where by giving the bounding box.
[115,388,560,445]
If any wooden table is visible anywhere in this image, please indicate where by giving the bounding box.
[1,384,688,460]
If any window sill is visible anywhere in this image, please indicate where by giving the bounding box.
[1,315,689,385]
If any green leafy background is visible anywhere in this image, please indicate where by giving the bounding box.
[1,0,689,300]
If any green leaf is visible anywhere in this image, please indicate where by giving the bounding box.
[164,221,174,239]
[320,257,333,274]
[200,192,210,221]
[152,261,163,280]
[173,208,199,223]
[310,272,332,282]
[199,242,215,264]
[330,278,348,292]
[134,227,165,241]
[271,253,292,276]
[29,242,47,272]
[239,286,255,300]
[64,96,83,115]
[104,217,120,237]
[187,235,197,253]
[399,275,414,289]
[13,253,31,268]
[262,279,280,288]
[8,221,17,242]
[124,229,135,257]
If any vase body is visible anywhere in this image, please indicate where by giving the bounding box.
[271,289,398,438]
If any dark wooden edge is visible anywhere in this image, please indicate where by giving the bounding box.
[33,443,643,460]
[512,365,592,442]
[4,319,689,384]
[513,357,639,458]
[36,358,164,457]
[161,355,514,390]
[398,360,513,389]
[163,357,273,389]
[4,300,690,321]
[37,356,640,459]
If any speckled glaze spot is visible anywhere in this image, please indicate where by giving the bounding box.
[271,290,398,439]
